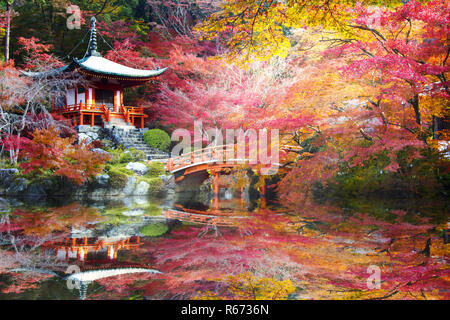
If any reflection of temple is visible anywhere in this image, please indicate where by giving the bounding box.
[42,236,142,262]
[40,235,162,300]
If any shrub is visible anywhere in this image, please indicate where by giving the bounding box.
[140,222,168,237]
[148,177,165,194]
[127,148,147,162]
[18,127,110,185]
[89,140,104,149]
[144,129,171,152]
[108,168,129,189]
[147,161,166,177]
[106,148,146,164]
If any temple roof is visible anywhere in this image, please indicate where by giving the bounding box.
[73,56,167,80]
[22,17,167,82]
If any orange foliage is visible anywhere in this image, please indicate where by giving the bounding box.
[19,127,111,185]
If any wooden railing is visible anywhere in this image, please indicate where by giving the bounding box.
[54,103,147,128]
[164,209,239,228]
[123,106,144,114]
[120,105,131,123]
[56,103,105,114]
[166,144,296,173]
[101,104,111,123]
[56,104,146,115]
[167,144,238,172]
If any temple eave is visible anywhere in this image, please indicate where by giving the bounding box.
[76,68,164,82]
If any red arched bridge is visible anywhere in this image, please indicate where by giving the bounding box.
[165,144,295,180]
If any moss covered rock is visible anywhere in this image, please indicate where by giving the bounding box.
[140,222,169,237]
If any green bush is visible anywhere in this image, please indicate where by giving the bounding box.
[108,168,129,189]
[147,161,166,177]
[128,148,147,162]
[144,129,171,152]
[140,222,168,237]
[106,148,146,164]
[148,177,165,194]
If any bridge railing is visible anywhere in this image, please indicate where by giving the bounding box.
[164,209,238,228]
[166,144,299,173]
[167,144,241,172]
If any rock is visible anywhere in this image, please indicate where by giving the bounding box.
[78,133,92,144]
[122,176,136,195]
[94,174,110,187]
[5,178,29,195]
[134,181,150,196]
[159,174,175,189]
[0,168,19,187]
[91,148,110,156]
[24,183,46,201]
[0,197,10,213]
[125,162,148,176]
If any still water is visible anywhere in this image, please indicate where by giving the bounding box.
[0,190,448,300]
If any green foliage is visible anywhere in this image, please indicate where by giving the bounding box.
[140,222,169,237]
[317,148,447,200]
[100,202,163,225]
[143,129,171,152]
[106,147,146,164]
[149,177,164,194]
[147,161,166,177]
[108,168,129,189]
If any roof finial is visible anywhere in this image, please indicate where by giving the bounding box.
[88,17,101,57]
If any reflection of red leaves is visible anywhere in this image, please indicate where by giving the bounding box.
[1,273,53,295]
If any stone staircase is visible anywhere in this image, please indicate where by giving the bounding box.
[104,118,169,161]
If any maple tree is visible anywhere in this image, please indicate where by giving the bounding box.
[197,0,408,63]
[18,126,110,185]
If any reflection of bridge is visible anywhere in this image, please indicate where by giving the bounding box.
[164,206,246,228]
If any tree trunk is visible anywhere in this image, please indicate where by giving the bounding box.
[409,94,421,126]
[4,2,11,63]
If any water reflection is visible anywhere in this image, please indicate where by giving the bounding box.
[42,236,142,262]
[0,189,448,300]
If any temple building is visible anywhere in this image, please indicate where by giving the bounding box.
[25,17,167,130]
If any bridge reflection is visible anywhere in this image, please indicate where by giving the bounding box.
[164,202,250,230]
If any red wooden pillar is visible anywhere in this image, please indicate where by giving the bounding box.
[213,171,220,210]
[91,114,94,127]
[80,112,84,125]
[141,117,144,129]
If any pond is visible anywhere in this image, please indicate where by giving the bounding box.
[0,190,448,300]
